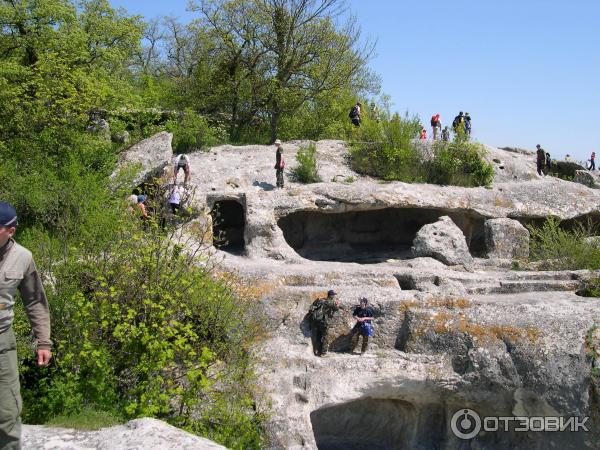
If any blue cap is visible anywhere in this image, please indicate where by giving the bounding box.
[0,202,17,227]
[327,289,337,297]
[137,195,147,203]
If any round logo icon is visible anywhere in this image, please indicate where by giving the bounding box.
[451,408,481,440]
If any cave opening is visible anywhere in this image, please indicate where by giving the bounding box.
[211,200,245,253]
[277,208,487,263]
[310,398,446,450]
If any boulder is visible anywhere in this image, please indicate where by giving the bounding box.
[112,130,130,144]
[411,216,473,266]
[574,170,596,188]
[111,131,173,186]
[485,218,530,259]
[23,418,226,450]
[87,118,110,140]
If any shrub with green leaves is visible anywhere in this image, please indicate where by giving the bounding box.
[528,217,600,271]
[14,214,266,449]
[428,137,494,187]
[166,109,227,153]
[292,142,320,183]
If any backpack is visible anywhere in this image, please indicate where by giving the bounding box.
[309,298,326,322]
[430,116,437,127]
[349,106,358,119]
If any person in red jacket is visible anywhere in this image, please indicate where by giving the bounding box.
[431,114,441,140]
[274,140,285,188]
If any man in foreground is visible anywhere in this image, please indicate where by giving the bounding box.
[0,201,51,450]
[309,290,340,357]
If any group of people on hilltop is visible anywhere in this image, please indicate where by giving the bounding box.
[536,145,598,177]
[308,290,375,357]
[421,112,471,141]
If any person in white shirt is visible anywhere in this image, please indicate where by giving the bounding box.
[173,154,191,184]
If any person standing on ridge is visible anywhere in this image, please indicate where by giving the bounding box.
[431,114,441,140]
[349,102,361,127]
[452,111,465,135]
[536,144,546,176]
[442,126,450,142]
[545,152,552,170]
[274,140,285,188]
[464,112,472,136]
[308,290,341,357]
[173,153,191,185]
[348,297,374,355]
[0,201,51,450]
[589,152,596,171]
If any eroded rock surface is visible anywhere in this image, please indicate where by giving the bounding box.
[23,418,226,450]
[411,216,473,266]
[485,218,530,259]
[112,131,173,185]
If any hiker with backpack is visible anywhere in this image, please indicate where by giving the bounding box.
[274,140,285,188]
[348,297,374,355]
[452,112,465,135]
[431,114,441,140]
[308,289,341,357]
[349,102,362,127]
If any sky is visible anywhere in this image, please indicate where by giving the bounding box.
[109,0,600,162]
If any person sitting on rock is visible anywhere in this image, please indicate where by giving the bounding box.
[308,289,341,357]
[348,297,374,355]
[173,153,191,185]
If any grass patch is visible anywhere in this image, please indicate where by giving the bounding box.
[45,408,123,430]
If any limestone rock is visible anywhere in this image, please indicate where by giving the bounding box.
[87,118,110,139]
[112,131,173,186]
[574,170,596,188]
[485,218,529,259]
[411,216,473,266]
[112,130,130,144]
[22,418,226,450]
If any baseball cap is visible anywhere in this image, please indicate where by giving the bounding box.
[0,201,17,227]
[327,289,337,297]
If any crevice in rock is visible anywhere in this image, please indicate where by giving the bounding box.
[210,200,245,253]
[278,207,488,263]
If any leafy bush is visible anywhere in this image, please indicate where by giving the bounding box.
[15,215,266,449]
[166,109,227,153]
[428,137,494,187]
[350,115,493,187]
[292,142,320,183]
[528,217,600,271]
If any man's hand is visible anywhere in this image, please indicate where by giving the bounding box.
[37,349,52,366]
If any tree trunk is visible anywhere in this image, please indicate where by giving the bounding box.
[269,109,280,144]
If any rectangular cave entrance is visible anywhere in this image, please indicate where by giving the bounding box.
[210,199,246,253]
[277,207,487,263]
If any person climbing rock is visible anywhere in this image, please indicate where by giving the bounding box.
[464,112,472,136]
[536,144,546,176]
[173,153,191,185]
[442,126,450,142]
[431,114,441,140]
[349,102,361,127]
[419,128,427,140]
[274,140,285,188]
[589,152,596,171]
[308,289,341,357]
[168,185,182,215]
[348,297,374,355]
[136,195,149,220]
[0,202,51,450]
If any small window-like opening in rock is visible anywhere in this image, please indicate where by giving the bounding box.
[211,200,245,252]
[395,274,416,290]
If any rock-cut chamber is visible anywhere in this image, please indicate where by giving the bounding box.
[211,200,245,252]
[278,207,487,263]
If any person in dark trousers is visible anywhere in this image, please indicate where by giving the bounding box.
[536,144,546,176]
[442,126,450,142]
[348,297,374,355]
[0,202,51,450]
[589,152,596,171]
[464,112,472,136]
[309,290,341,357]
[545,152,552,170]
[274,140,285,188]
[349,102,361,127]
[452,111,465,134]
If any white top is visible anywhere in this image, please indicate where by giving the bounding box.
[175,154,190,166]
[169,187,181,204]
